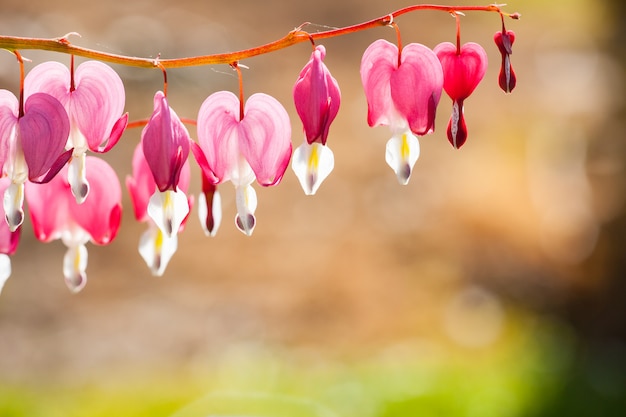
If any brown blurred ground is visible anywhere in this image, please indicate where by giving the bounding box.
[0,0,623,385]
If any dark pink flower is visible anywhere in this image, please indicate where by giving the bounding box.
[360,39,443,184]
[0,89,72,231]
[126,142,194,276]
[192,91,291,235]
[292,45,340,195]
[25,156,122,293]
[494,30,517,93]
[434,42,488,149]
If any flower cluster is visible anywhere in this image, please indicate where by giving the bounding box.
[0,9,517,294]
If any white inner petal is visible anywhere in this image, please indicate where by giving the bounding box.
[292,142,335,195]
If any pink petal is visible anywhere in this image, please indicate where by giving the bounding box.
[239,93,292,186]
[24,61,71,107]
[196,91,244,184]
[69,156,122,245]
[0,90,19,173]
[72,61,126,151]
[142,91,190,192]
[360,39,399,128]
[390,43,444,136]
[19,93,70,181]
[25,61,127,153]
[434,42,488,101]
[293,45,341,145]
[26,156,122,245]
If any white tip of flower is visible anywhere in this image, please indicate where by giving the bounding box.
[292,142,334,195]
[68,152,90,204]
[147,188,190,238]
[63,244,88,293]
[198,189,222,237]
[385,131,420,185]
[3,182,24,232]
[234,184,257,236]
[138,223,178,277]
[0,254,11,296]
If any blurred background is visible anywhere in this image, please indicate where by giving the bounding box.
[1,0,625,416]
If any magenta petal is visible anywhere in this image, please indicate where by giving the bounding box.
[390,43,444,136]
[239,93,292,186]
[26,156,122,245]
[126,143,156,222]
[360,39,398,128]
[434,42,488,101]
[95,112,128,153]
[142,91,190,192]
[0,90,19,172]
[196,91,242,184]
[71,156,122,244]
[293,45,341,145]
[190,141,219,185]
[19,93,70,181]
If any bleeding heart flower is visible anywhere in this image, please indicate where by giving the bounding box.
[25,156,122,293]
[24,60,128,203]
[0,89,72,232]
[434,42,488,149]
[360,39,443,184]
[292,45,341,195]
[141,91,191,240]
[192,91,292,235]
[494,30,517,93]
[126,142,194,276]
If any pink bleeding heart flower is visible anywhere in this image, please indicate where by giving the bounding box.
[494,30,517,93]
[24,61,128,203]
[25,156,122,293]
[141,91,191,240]
[126,141,194,276]
[192,91,292,235]
[0,89,72,232]
[434,42,488,149]
[0,177,21,295]
[360,39,443,184]
[292,45,341,195]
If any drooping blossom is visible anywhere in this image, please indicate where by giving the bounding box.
[192,91,292,236]
[494,30,517,93]
[126,142,194,276]
[141,91,191,240]
[24,61,128,203]
[0,177,20,295]
[0,89,72,231]
[25,156,122,293]
[360,39,443,184]
[434,42,488,149]
[292,45,341,195]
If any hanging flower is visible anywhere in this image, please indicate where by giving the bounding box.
[192,91,292,236]
[25,156,122,293]
[0,89,72,231]
[0,177,20,295]
[24,60,128,203]
[141,91,191,240]
[126,142,193,276]
[494,30,517,93]
[360,39,443,184]
[292,45,341,195]
[434,42,488,149]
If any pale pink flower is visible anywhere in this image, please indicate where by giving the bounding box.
[24,61,127,203]
[360,39,443,184]
[192,91,291,235]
